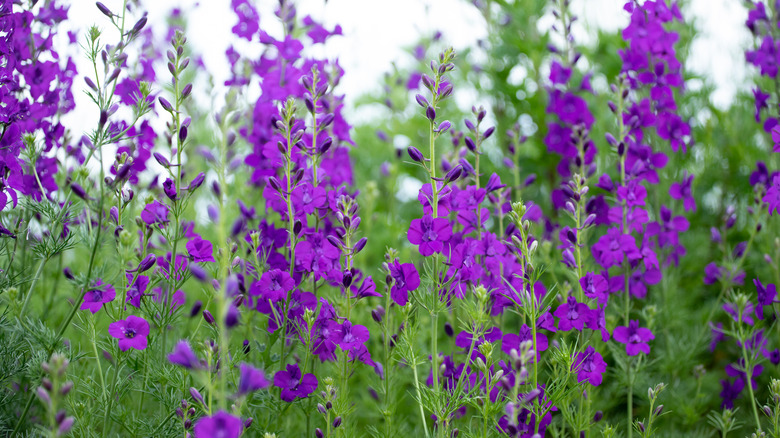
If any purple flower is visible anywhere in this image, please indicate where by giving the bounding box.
[613,320,654,356]
[80,279,115,314]
[763,174,780,215]
[187,236,215,263]
[273,363,318,402]
[335,320,370,350]
[140,200,170,226]
[572,346,607,386]
[723,301,755,326]
[251,269,295,302]
[669,171,695,211]
[168,340,201,369]
[720,378,744,409]
[388,260,420,306]
[408,215,452,256]
[108,315,150,351]
[193,410,242,438]
[591,228,639,269]
[553,296,592,331]
[580,272,609,305]
[238,363,270,395]
[754,278,778,320]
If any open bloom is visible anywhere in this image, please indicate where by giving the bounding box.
[388,260,420,306]
[237,363,270,395]
[274,363,318,402]
[193,411,242,438]
[251,269,295,302]
[108,315,150,351]
[613,320,654,356]
[572,345,607,386]
[764,174,780,215]
[80,279,115,314]
[140,200,169,226]
[591,228,639,269]
[407,214,452,256]
[187,236,215,262]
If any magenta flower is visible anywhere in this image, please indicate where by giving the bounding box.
[580,272,609,305]
[335,320,370,350]
[193,410,242,438]
[273,363,318,402]
[572,346,607,386]
[187,236,215,263]
[408,214,452,256]
[669,171,696,211]
[754,278,778,320]
[501,324,548,361]
[591,228,639,269]
[388,260,420,306]
[168,340,201,369]
[80,279,115,314]
[140,200,169,226]
[237,363,270,395]
[613,320,654,356]
[108,315,150,351]
[553,296,592,331]
[251,269,295,302]
[764,174,780,216]
[125,273,149,308]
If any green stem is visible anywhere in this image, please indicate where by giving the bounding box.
[18,257,47,318]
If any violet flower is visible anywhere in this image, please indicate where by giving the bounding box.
[613,320,654,356]
[407,214,452,257]
[572,345,607,386]
[388,260,420,306]
[193,410,243,438]
[80,279,115,314]
[237,363,270,395]
[108,315,150,351]
[273,363,318,402]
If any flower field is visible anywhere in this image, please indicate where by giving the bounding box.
[2,0,780,437]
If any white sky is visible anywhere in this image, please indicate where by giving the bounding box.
[62,0,751,126]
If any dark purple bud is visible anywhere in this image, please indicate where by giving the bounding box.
[316,428,324,438]
[167,61,176,77]
[464,119,475,131]
[163,178,177,201]
[444,322,454,337]
[326,401,332,410]
[180,57,190,71]
[99,110,108,127]
[107,67,121,84]
[190,387,205,405]
[327,235,343,250]
[482,126,495,139]
[371,306,384,323]
[132,16,147,33]
[203,310,215,325]
[318,137,333,155]
[184,419,192,430]
[353,237,368,254]
[267,177,281,192]
[477,107,486,122]
[421,74,433,90]
[415,94,429,108]
[464,137,476,152]
[71,183,87,200]
[190,300,203,318]
[188,172,205,190]
[60,381,74,396]
[407,146,425,163]
[445,165,462,184]
[96,2,113,17]
[426,106,436,121]
[158,97,174,112]
[55,410,66,425]
[654,405,663,416]
[593,411,603,423]
[638,421,645,433]
[320,114,335,128]
[181,83,193,101]
[524,174,537,186]
[212,181,221,197]
[293,220,303,236]
[440,83,454,99]
[342,270,353,288]
[317,403,327,414]
[437,120,451,133]
[582,214,596,228]
[36,387,51,405]
[137,254,157,273]
[179,125,188,144]
[243,339,250,354]
[333,416,342,428]
[225,305,240,328]
[153,152,171,167]
[617,142,625,157]
[58,417,75,435]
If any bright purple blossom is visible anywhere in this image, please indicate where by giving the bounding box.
[238,363,270,395]
[388,260,420,306]
[407,214,452,256]
[613,320,654,356]
[108,315,150,351]
[80,279,115,314]
[669,171,695,211]
[187,236,215,263]
[572,345,607,386]
[764,174,780,215]
[580,272,609,305]
[591,228,639,269]
[251,269,295,302]
[168,341,201,369]
[553,296,592,331]
[140,200,169,226]
[193,410,242,438]
[754,278,777,320]
[273,363,318,402]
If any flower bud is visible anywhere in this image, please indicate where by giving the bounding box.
[407,146,425,163]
